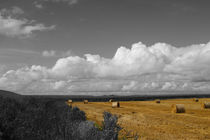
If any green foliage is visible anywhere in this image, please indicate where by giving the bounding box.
[0,96,121,140]
[94,123,103,131]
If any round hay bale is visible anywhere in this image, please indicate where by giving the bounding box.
[66,100,73,106]
[155,99,161,103]
[112,101,120,108]
[193,98,199,102]
[84,100,88,104]
[68,99,73,103]
[202,102,210,109]
[171,104,185,113]
[109,99,113,102]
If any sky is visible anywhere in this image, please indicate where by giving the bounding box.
[0,0,210,95]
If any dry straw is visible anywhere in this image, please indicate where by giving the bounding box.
[112,101,120,108]
[171,104,185,113]
[202,102,210,109]
[84,100,88,104]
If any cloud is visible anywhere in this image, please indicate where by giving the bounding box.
[0,6,24,17]
[42,50,56,57]
[0,7,55,38]
[42,0,79,5]
[0,65,8,77]
[1,41,210,94]
[33,2,43,9]
[161,82,177,90]
[42,50,73,57]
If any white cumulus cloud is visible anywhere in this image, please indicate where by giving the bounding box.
[1,41,210,94]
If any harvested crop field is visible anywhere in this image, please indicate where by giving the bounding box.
[72,98,210,140]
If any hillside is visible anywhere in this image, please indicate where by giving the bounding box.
[0,90,22,100]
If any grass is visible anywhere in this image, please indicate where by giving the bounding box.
[71,98,210,140]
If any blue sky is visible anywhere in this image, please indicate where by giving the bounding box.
[0,0,210,94]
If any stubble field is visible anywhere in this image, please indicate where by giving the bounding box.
[72,98,210,140]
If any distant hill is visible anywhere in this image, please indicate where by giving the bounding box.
[0,90,22,100]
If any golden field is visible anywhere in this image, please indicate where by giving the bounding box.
[71,98,210,140]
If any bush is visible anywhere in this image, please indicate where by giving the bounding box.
[101,112,121,140]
